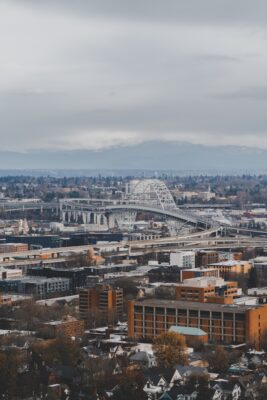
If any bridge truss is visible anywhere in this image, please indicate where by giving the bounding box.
[127,179,177,211]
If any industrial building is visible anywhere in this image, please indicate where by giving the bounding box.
[5,235,61,249]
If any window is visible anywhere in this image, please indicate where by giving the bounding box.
[200,311,210,318]
[156,307,165,315]
[224,312,233,320]
[189,310,198,317]
[212,312,221,320]
[235,313,245,321]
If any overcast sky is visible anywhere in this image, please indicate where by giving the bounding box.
[1,0,267,152]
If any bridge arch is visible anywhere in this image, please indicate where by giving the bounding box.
[128,179,177,211]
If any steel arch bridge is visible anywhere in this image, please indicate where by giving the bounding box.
[104,204,211,229]
[127,179,177,211]
[59,179,215,231]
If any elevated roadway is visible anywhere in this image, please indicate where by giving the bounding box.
[60,198,215,229]
[0,234,266,262]
[0,201,58,212]
[104,204,213,229]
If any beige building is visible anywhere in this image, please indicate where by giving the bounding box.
[0,267,22,280]
[0,243,28,253]
[208,261,252,278]
[175,277,239,303]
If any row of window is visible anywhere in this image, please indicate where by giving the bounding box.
[134,308,245,320]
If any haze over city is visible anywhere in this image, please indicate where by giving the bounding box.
[1,1,267,170]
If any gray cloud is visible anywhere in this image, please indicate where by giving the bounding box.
[1,1,267,151]
[216,86,267,100]
[17,0,267,25]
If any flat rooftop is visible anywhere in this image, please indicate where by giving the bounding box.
[182,268,218,272]
[20,276,70,283]
[0,243,27,246]
[0,257,67,268]
[179,277,229,287]
[208,261,251,266]
[197,250,218,254]
[37,295,78,306]
[133,298,262,312]
[44,317,78,326]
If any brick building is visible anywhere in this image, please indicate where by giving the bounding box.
[181,268,220,281]
[0,243,28,253]
[79,284,123,324]
[42,316,85,338]
[128,298,267,349]
[175,277,239,303]
[195,251,219,268]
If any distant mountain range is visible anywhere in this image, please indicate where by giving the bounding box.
[0,141,266,175]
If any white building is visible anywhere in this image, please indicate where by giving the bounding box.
[170,250,195,268]
[0,267,22,280]
[248,287,267,296]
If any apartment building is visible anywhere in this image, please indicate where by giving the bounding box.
[128,298,267,349]
[208,261,252,278]
[79,284,123,323]
[195,251,219,268]
[181,268,220,281]
[170,251,195,268]
[175,277,239,303]
[42,316,85,338]
[27,266,91,293]
[18,277,70,298]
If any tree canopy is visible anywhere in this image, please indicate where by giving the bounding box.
[153,331,188,368]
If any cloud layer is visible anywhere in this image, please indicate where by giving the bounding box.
[1,1,267,151]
